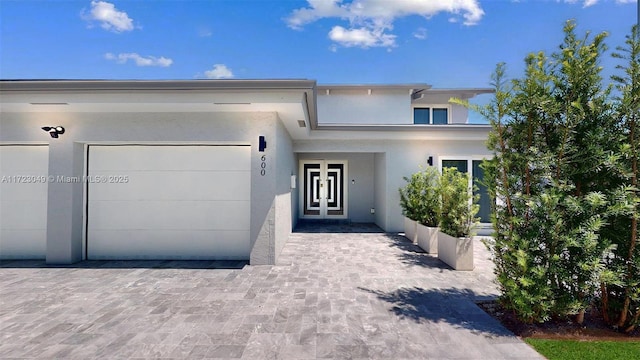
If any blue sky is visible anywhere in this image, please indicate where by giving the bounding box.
[0,0,637,90]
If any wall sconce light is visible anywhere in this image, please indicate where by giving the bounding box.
[42,126,65,138]
[427,156,433,166]
[259,135,267,152]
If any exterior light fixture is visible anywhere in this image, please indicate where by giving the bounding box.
[427,156,433,166]
[259,136,267,152]
[42,126,65,138]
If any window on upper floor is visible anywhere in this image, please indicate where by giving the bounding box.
[413,107,449,124]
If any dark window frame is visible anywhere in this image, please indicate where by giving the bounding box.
[413,107,449,124]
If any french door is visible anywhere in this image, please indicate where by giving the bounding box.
[299,160,348,219]
[441,159,491,223]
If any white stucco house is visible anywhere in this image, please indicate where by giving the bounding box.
[0,80,493,265]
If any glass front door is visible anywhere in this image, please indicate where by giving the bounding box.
[300,160,347,219]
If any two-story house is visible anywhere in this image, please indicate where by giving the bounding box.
[0,80,493,265]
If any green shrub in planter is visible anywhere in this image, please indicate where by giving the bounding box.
[399,171,422,221]
[439,167,479,238]
[399,167,441,226]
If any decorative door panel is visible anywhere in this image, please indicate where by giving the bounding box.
[326,163,344,216]
[303,163,321,216]
[300,160,347,219]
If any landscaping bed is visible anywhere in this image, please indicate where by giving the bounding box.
[477,300,640,341]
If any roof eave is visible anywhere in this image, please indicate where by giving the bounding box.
[0,79,317,92]
[314,124,491,131]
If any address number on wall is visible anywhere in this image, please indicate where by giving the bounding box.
[260,155,266,176]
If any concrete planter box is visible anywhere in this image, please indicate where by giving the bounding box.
[404,217,417,243]
[416,224,438,254]
[437,232,474,270]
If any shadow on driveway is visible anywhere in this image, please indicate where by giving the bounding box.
[293,220,384,233]
[0,259,248,269]
[383,233,451,270]
[359,286,510,337]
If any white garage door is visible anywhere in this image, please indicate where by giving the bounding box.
[0,145,49,259]
[87,145,251,260]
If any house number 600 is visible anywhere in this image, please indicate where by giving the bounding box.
[260,155,266,176]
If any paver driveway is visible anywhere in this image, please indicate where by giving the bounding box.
[0,224,544,359]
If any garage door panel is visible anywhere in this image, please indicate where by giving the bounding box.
[90,146,251,171]
[0,145,49,172]
[1,182,48,201]
[88,200,250,230]
[88,230,250,260]
[87,145,251,260]
[0,230,47,259]
[1,201,48,229]
[89,171,250,201]
[0,145,48,260]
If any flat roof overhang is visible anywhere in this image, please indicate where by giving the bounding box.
[411,88,494,102]
[306,124,492,141]
[0,79,318,140]
[0,79,317,92]
[318,84,432,97]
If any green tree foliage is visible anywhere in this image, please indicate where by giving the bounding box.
[544,21,613,324]
[399,166,441,227]
[606,24,640,332]
[439,167,479,238]
[453,22,639,330]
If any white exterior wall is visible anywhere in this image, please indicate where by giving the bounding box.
[450,104,469,124]
[0,111,293,265]
[318,92,411,125]
[319,90,473,125]
[273,118,296,262]
[374,153,387,230]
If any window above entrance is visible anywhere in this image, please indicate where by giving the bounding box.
[414,107,449,125]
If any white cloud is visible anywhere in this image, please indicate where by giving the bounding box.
[83,1,134,33]
[204,64,234,79]
[105,53,173,67]
[286,0,350,30]
[563,0,637,6]
[413,27,428,40]
[329,26,396,48]
[285,0,484,49]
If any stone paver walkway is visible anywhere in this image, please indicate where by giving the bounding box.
[0,224,544,359]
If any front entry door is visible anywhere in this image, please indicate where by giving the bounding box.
[300,160,348,219]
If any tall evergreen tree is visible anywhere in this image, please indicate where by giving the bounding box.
[546,21,612,324]
[453,21,627,325]
[607,24,640,333]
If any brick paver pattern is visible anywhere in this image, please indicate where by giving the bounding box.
[0,223,544,359]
